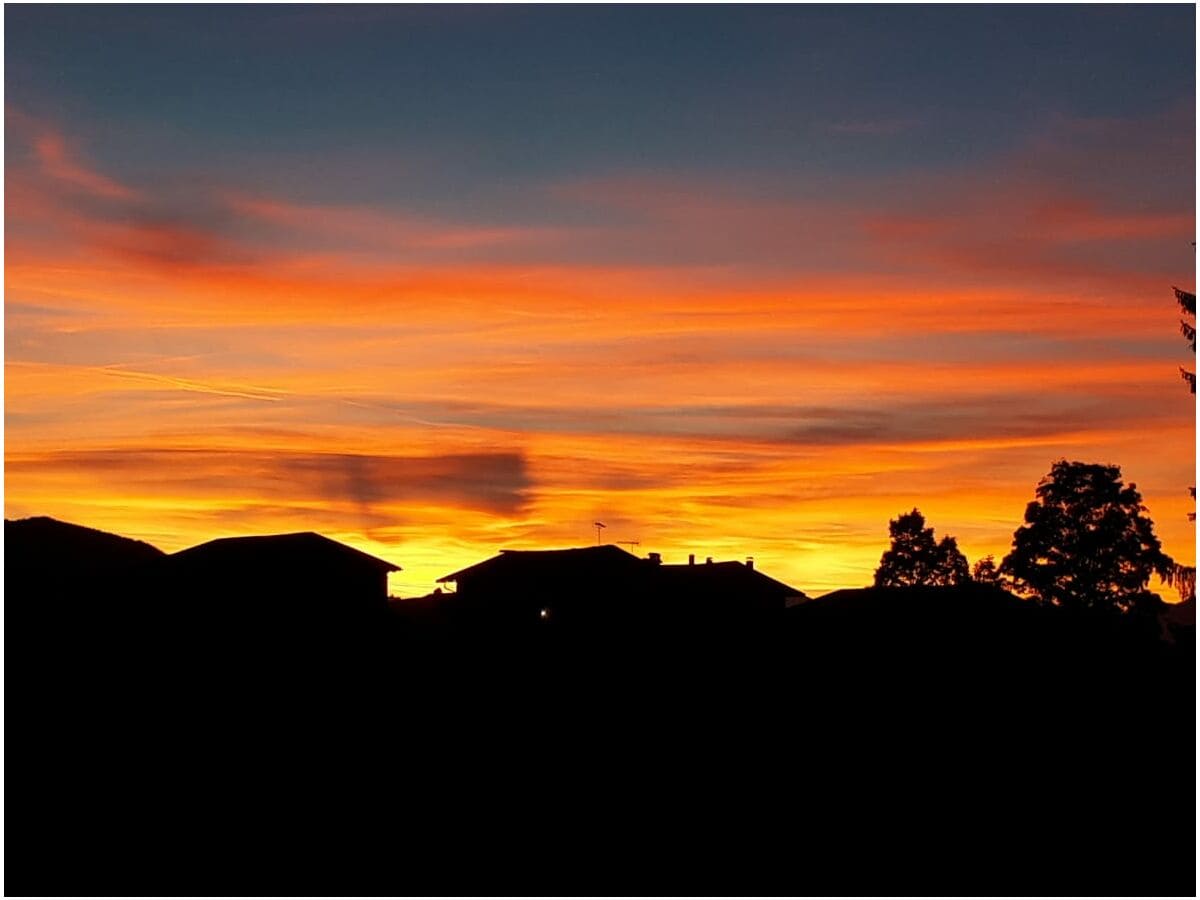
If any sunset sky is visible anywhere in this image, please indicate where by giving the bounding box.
[5,5,1196,597]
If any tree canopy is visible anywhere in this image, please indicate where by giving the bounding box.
[874,509,969,588]
[1000,460,1172,614]
[971,555,1000,586]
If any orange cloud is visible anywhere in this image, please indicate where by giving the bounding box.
[1028,198,1194,242]
[5,114,1194,600]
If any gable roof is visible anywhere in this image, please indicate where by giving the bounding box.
[171,532,400,573]
[438,544,643,584]
[438,546,808,604]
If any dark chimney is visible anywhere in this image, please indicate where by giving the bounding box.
[688,554,695,566]
[746,557,754,570]
[648,552,661,565]
[706,557,713,565]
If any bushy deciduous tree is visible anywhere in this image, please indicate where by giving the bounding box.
[971,555,1000,586]
[874,509,969,588]
[1000,460,1172,614]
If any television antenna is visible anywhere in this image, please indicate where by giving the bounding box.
[615,540,640,550]
[593,521,606,545]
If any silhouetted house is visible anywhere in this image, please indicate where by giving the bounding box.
[654,557,807,618]
[1158,595,1195,645]
[437,545,649,628]
[436,545,806,630]
[794,584,1029,628]
[166,532,400,624]
[5,516,166,603]
[5,517,168,646]
[783,583,1038,662]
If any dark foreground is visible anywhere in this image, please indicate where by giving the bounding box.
[6,578,1195,898]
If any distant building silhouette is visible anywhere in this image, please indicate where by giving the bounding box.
[5,517,167,644]
[166,532,400,619]
[654,556,806,616]
[437,544,648,629]
[435,544,806,630]
[5,516,166,601]
[1159,593,1196,646]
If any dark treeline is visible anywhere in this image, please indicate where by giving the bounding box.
[4,459,1195,897]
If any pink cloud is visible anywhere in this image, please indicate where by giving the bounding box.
[226,193,559,253]
[32,130,138,201]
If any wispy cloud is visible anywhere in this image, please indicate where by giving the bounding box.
[823,117,919,136]
[7,448,534,518]
[32,130,138,200]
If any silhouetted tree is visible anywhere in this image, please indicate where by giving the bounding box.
[1174,285,1196,525]
[1175,285,1196,395]
[1000,460,1172,614]
[971,555,1000,586]
[1164,565,1196,606]
[934,535,970,586]
[1164,283,1196,600]
[874,509,969,587]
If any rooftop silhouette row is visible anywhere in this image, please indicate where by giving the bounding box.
[5,515,810,627]
[7,514,1194,647]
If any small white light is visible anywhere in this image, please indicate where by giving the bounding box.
[539,608,550,619]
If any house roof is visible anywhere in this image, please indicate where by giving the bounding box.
[438,546,808,602]
[437,544,643,583]
[171,532,400,573]
[6,516,166,566]
[801,584,1025,618]
[812,584,1020,604]
[656,561,807,600]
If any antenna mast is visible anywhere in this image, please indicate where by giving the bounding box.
[593,521,606,545]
